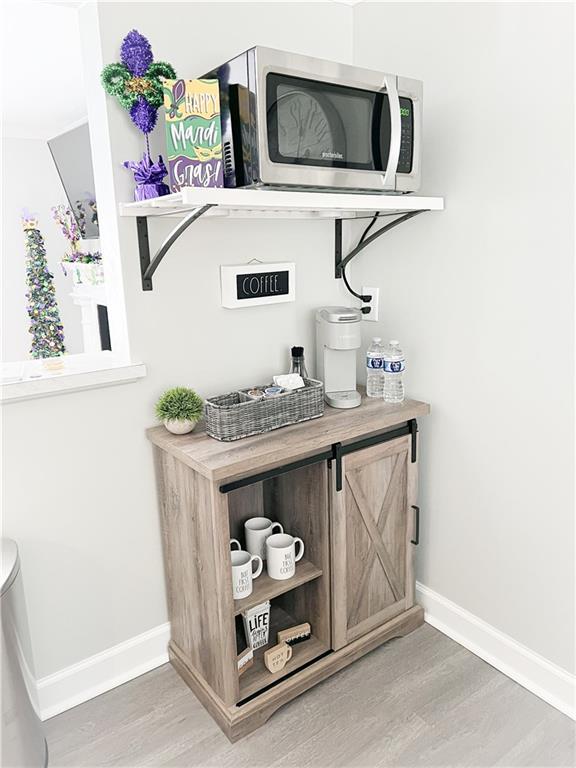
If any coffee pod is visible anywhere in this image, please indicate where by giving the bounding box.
[246,388,264,400]
[264,386,283,398]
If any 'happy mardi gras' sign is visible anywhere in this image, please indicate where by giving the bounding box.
[163,79,223,190]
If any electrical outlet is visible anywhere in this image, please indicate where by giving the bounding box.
[361,286,379,321]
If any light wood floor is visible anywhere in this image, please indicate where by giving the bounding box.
[45,625,575,768]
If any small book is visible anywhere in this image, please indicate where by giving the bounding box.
[237,646,254,676]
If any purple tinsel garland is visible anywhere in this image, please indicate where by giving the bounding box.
[120,29,153,77]
[130,96,158,136]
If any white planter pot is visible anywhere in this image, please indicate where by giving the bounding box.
[163,418,198,435]
[61,262,105,286]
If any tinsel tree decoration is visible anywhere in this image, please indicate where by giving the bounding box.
[101,30,176,157]
[22,216,66,358]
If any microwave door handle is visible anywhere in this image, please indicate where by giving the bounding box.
[383,74,401,189]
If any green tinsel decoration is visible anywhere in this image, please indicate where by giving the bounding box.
[22,218,66,359]
[100,30,176,139]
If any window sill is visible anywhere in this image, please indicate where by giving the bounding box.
[1,353,147,403]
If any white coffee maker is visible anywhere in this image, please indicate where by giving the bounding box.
[315,307,362,409]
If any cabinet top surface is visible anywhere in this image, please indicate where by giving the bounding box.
[147,394,430,481]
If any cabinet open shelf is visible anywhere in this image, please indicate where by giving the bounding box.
[234,558,322,615]
[238,604,329,701]
[227,459,332,703]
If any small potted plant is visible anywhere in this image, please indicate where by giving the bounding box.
[155,387,203,435]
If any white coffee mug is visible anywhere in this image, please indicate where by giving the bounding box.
[230,539,241,551]
[266,533,304,580]
[245,517,284,561]
[231,550,263,599]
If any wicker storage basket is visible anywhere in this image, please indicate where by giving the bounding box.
[205,378,324,441]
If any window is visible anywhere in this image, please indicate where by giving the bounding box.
[1,2,144,402]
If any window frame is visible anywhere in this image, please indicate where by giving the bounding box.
[1,3,144,404]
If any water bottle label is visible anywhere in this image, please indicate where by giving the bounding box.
[366,356,384,370]
[383,359,405,373]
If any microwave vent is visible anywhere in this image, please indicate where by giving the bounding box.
[223,141,234,176]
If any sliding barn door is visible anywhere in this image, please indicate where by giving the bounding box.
[331,435,417,650]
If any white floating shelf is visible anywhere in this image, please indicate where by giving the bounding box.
[120,187,444,220]
[120,187,444,290]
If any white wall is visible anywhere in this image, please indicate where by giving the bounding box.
[351,1,574,673]
[1,2,86,140]
[2,2,352,678]
[2,137,83,361]
[2,0,573,712]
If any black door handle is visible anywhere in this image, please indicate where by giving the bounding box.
[411,505,420,545]
[333,442,343,492]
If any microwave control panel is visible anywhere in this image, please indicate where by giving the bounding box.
[398,97,414,174]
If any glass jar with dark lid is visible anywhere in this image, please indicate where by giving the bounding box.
[289,346,309,379]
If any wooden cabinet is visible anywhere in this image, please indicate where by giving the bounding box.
[148,395,429,741]
[331,436,417,650]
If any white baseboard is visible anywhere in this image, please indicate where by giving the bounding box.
[37,589,575,723]
[416,582,576,720]
[37,623,170,721]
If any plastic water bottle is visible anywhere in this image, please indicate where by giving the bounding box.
[383,340,405,403]
[366,337,385,398]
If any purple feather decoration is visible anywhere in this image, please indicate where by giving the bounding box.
[120,29,153,76]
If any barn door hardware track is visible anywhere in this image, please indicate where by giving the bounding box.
[218,418,417,495]
[137,204,215,290]
[332,418,418,491]
[334,209,429,281]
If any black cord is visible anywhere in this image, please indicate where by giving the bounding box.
[358,212,380,245]
[342,263,370,308]
[338,210,428,306]
[341,212,380,305]
[357,211,398,245]
[340,210,427,273]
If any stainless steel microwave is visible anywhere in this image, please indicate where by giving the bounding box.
[204,47,422,193]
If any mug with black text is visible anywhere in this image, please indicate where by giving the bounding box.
[245,517,283,561]
[231,550,263,599]
[266,533,304,580]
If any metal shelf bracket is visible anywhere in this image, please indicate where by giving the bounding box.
[334,209,429,279]
[136,203,215,290]
[132,197,436,290]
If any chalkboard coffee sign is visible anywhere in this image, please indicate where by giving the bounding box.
[221,262,295,308]
[236,270,289,300]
